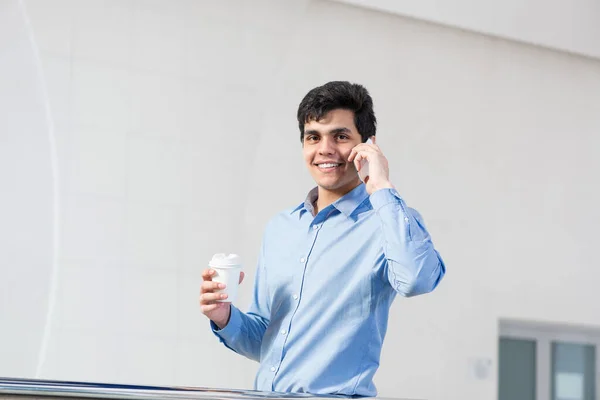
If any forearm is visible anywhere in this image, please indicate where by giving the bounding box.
[383,236,445,296]
[371,188,446,296]
[212,305,268,362]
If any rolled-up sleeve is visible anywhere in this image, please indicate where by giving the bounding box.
[369,188,446,297]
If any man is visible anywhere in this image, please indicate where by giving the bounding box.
[199,81,446,397]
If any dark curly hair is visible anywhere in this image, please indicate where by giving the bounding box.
[297,81,377,143]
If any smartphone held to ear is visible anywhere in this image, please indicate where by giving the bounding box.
[358,138,373,182]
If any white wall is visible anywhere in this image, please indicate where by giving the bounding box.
[0,0,56,378]
[1,0,600,399]
[331,0,600,60]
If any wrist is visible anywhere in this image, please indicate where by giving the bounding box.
[371,181,394,193]
[213,306,231,330]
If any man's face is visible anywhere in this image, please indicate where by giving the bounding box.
[302,109,363,193]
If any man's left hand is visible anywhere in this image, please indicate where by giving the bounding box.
[348,136,395,195]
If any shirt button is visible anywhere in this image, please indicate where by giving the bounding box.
[270,366,276,372]
[300,257,305,263]
[292,294,298,300]
[280,329,287,335]
[404,217,409,222]
[313,225,319,230]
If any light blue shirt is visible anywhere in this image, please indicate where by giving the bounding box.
[212,184,445,397]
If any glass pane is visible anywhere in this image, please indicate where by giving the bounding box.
[552,342,595,400]
[499,337,536,400]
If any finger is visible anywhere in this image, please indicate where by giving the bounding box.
[355,150,369,164]
[201,280,225,292]
[350,143,378,162]
[201,268,216,281]
[201,303,226,313]
[354,150,373,171]
[239,271,245,284]
[349,144,368,161]
[201,281,225,294]
[354,153,363,171]
[201,292,228,304]
[201,291,227,303]
[348,147,357,162]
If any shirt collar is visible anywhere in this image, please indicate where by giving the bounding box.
[291,187,318,218]
[290,183,370,219]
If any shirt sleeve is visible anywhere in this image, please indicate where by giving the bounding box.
[211,238,271,362]
[369,188,446,297]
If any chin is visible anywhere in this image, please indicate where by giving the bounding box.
[314,179,340,190]
[317,178,358,192]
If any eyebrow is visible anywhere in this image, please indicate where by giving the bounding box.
[304,127,352,136]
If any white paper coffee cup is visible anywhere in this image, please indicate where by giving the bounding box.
[208,253,242,303]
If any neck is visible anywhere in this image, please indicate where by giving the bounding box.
[314,179,361,215]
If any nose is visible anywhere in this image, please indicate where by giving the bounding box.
[317,136,335,155]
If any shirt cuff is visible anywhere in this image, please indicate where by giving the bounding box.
[369,188,404,211]
[210,304,243,342]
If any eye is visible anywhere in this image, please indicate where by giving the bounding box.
[337,133,350,140]
[305,135,319,143]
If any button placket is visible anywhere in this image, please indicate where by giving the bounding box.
[274,216,324,380]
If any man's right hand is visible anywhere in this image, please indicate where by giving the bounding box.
[199,268,245,330]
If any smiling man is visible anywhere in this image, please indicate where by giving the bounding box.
[200,81,446,397]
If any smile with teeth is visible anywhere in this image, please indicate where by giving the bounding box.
[317,162,342,170]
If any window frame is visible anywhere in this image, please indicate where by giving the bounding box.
[499,319,600,400]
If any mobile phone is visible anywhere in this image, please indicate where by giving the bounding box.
[358,137,373,182]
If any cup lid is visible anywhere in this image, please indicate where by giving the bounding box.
[209,253,241,267]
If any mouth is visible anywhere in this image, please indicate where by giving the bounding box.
[315,162,343,172]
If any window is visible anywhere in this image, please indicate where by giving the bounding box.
[499,320,600,400]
